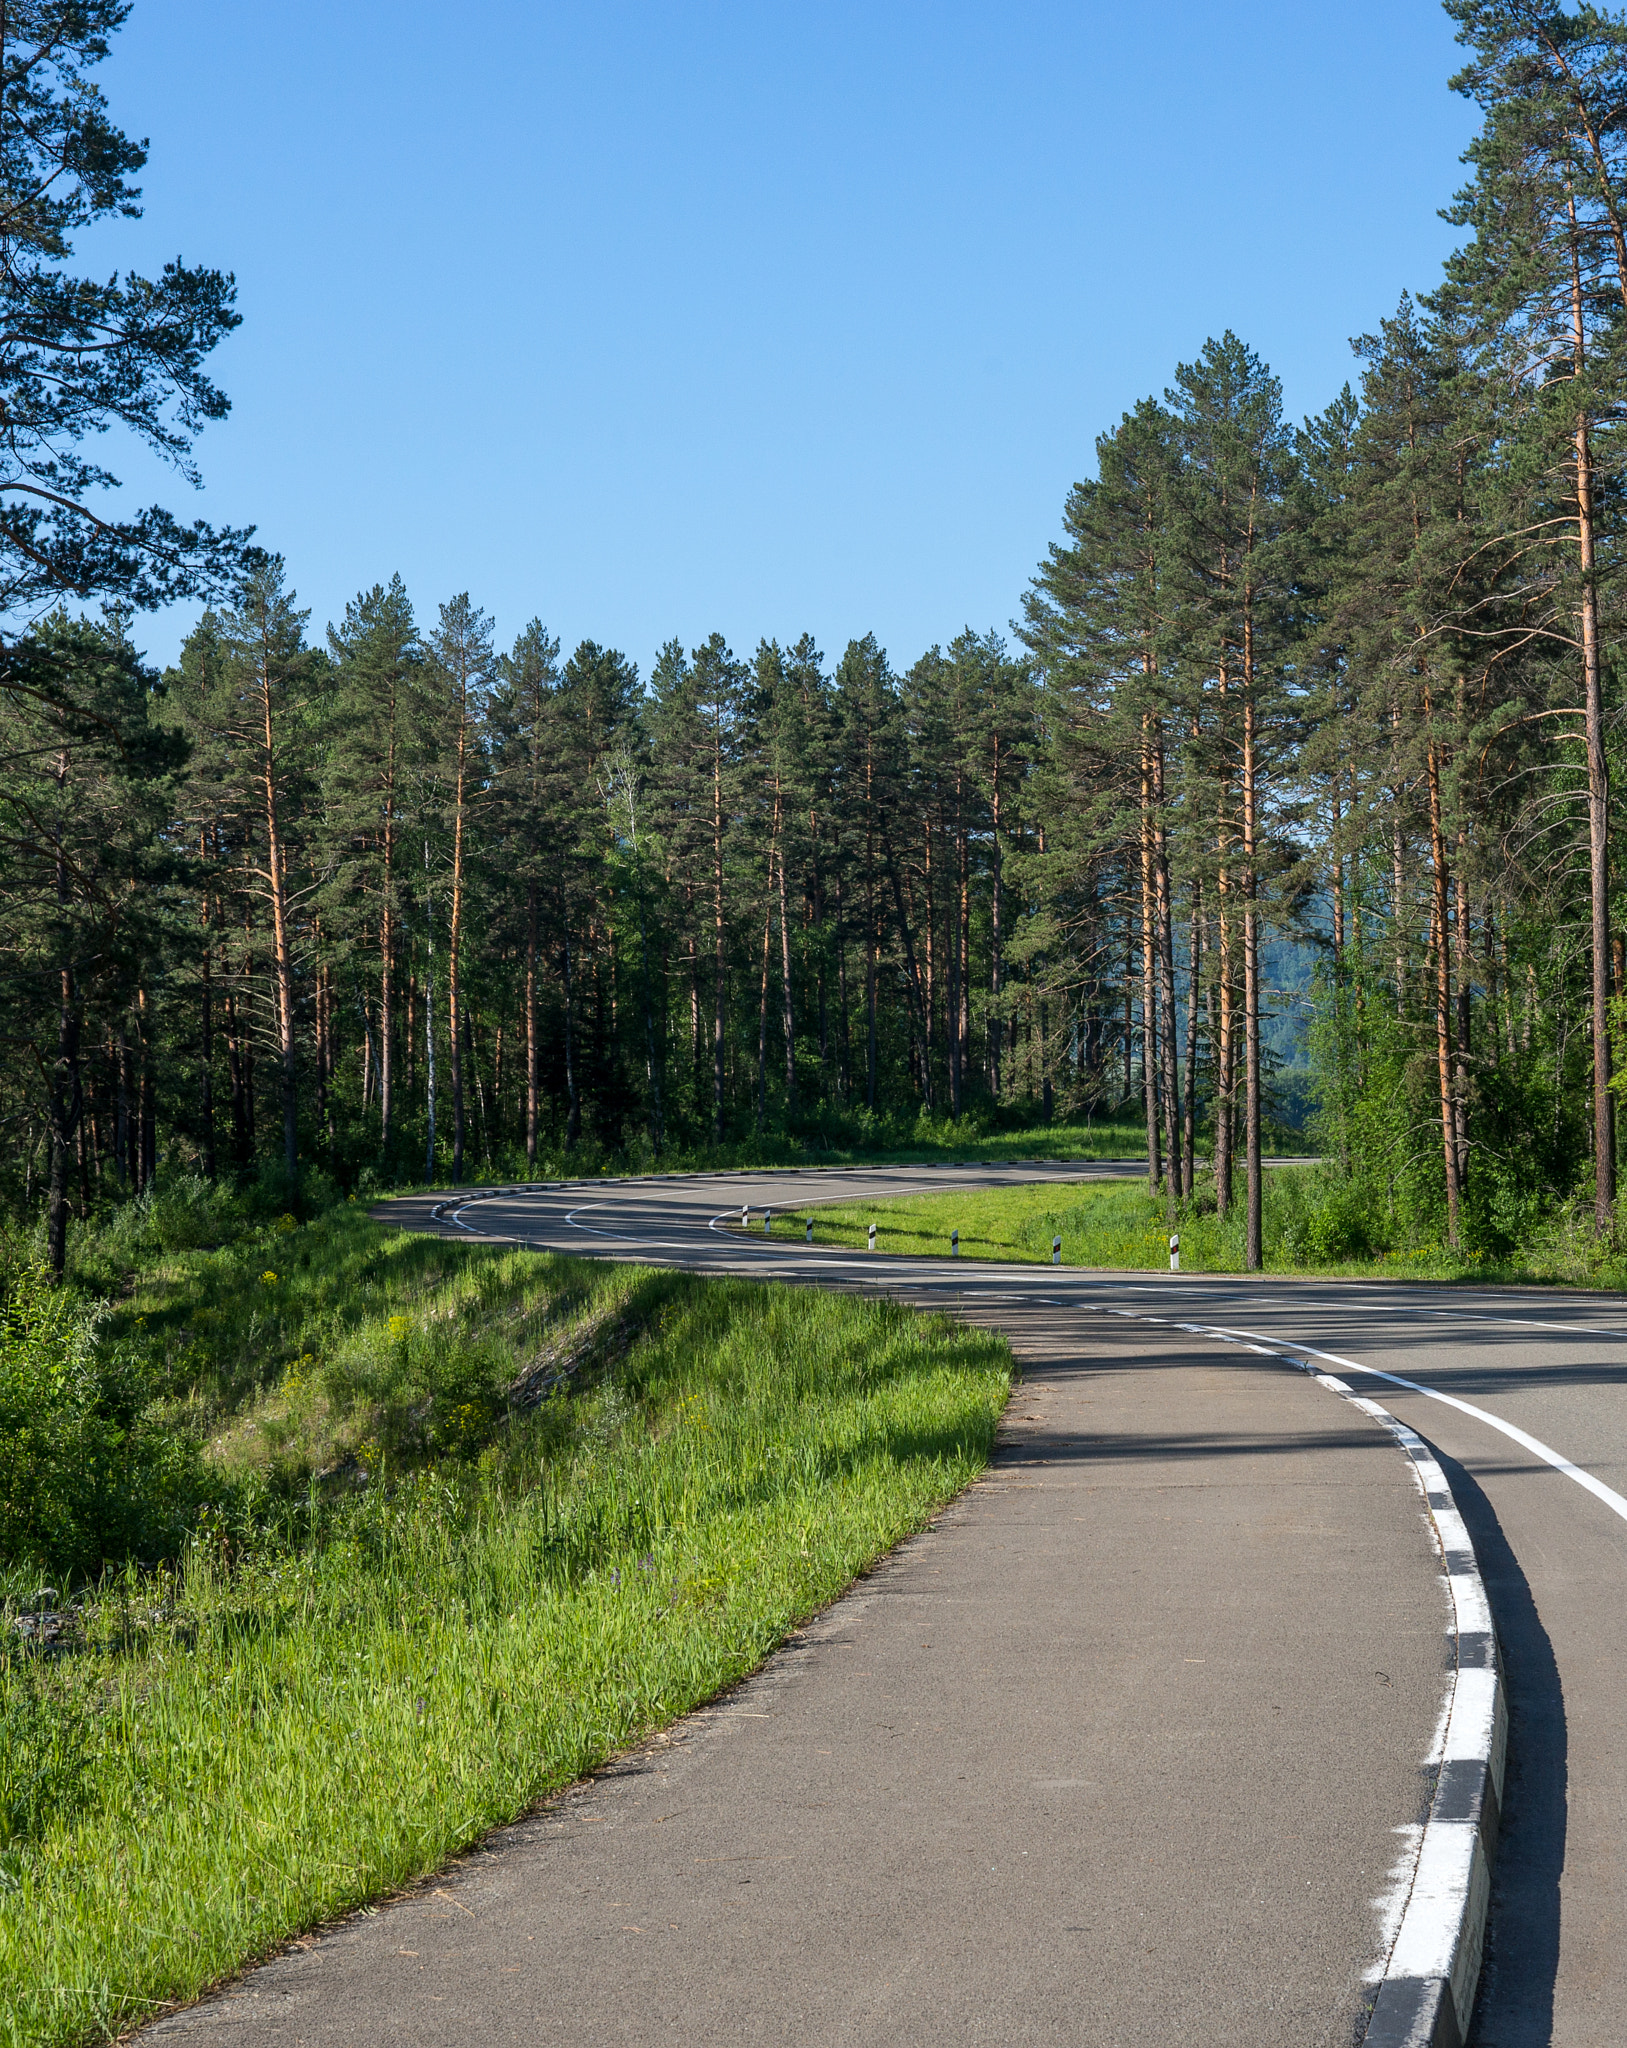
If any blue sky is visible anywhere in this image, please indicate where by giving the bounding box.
[88,1,1478,677]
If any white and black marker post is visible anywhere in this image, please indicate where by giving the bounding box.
[951,1228,959,1258]
[1052,1235,1062,1265]
[741,1204,749,1232]
[1169,1234,1180,1272]
[763,1208,772,1235]
[868,1222,877,1252]
[805,1217,813,1244]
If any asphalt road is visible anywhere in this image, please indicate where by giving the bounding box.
[147,1160,1609,2046]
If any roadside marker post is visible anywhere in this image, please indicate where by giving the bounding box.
[951,1229,959,1258]
[1052,1236,1062,1265]
[1169,1234,1180,1272]
[764,1208,772,1235]
[805,1217,813,1244]
[868,1223,877,1252]
[741,1204,749,1232]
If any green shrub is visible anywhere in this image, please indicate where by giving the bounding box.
[0,1253,205,1578]
[146,1175,249,1253]
[1280,1174,1380,1263]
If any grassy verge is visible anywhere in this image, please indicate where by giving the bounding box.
[786,1165,1627,1283]
[0,1213,1010,2047]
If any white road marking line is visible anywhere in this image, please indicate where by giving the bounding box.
[1177,1318,1627,1529]
[1243,1296,1627,1342]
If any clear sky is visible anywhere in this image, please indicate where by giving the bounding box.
[86,0,1479,679]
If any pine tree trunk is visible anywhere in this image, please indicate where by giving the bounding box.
[1579,417,1614,1225]
[1140,730,1160,1193]
[449,718,468,1184]
[712,722,726,1145]
[866,903,878,1113]
[314,928,330,1153]
[45,967,81,1280]
[1184,884,1202,1196]
[563,910,580,1148]
[640,895,662,1153]
[945,799,962,1116]
[776,812,797,1114]
[757,895,771,1133]
[380,801,396,1157]
[225,989,247,1167]
[989,738,1004,1100]
[865,732,878,1112]
[1243,693,1262,1273]
[199,873,216,1182]
[836,872,850,1104]
[424,845,437,1179]
[1392,800,1408,1016]
[1331,776,1345,968]
[467,1005,489,1164]
[950,790,963,1097]
[923,817,935,1106]
[137,985,156,1193]
[687,912,699,1098]
[1152,729,1181,1207]
[886,836,931,1108]
[525,884,538,1169]
[259,663,299,1189]
[1454,862,1472,1183]
[1216,838,1234,1214]
[1426,727,1462,1248]
[1567,195,1615,1226]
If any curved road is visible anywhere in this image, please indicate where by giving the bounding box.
[410,1162,1624,2046]
[148,1163,1618,2046]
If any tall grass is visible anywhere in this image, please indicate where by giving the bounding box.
[0,1223,1009,2047]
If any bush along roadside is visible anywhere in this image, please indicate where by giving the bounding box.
[0,1214,1011,2048]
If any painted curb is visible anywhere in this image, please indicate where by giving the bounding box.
[1344,1398,1503,2048]
[1091,1304,1503,2048]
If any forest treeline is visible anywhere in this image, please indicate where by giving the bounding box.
[7,0,1627,1275]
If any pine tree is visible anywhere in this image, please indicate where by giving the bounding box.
[1444,0,1627,1224]
[216,559,323,1191]
[0,616,184,1271]
[1166,335,1300,1269]
[487,619,562,1166]
[0,5,246,621]
[1022,399,1181,1192]
[325,576,428,1162]
[424,595,495,1182]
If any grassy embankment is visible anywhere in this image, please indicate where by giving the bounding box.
[0,1207,1009,2047]
[787,1164,1627,1283]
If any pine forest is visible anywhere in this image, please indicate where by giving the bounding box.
[7,2,1627,1281]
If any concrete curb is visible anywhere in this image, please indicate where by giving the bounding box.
[1091,1304,1503,2048]
[1335,1388,1503,2048]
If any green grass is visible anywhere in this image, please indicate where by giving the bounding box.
[0,1214,1010,2046]
[782,1165,1605,1281]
